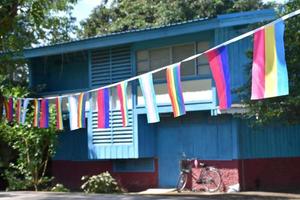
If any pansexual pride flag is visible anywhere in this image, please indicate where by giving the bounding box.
[205,46,231,110]
[56,97,64,130]
[77,93,87,128]
[117,82,129,127]
[39,99,49,128]
[139,73,160,123]
[166,63,186,117]
[33,99,40,127]
[97,88,110,128]
[16,99,22,124]
[251,20,288,100]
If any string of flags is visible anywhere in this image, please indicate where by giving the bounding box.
[1,10,300,131]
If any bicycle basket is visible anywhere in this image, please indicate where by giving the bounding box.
[180,160,192,172]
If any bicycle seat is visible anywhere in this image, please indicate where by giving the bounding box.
[199,162,206,167]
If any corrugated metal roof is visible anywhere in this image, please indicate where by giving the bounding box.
[24,9,276,58]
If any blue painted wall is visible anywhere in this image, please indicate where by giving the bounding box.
[29,51,89,93]
[137,114,156,158]
[54,120,89,161]
[238,120,300,159]
[154,112,236,187]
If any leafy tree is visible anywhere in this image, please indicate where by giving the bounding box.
[240,0,300,124]
[0,81,58,191]
[78,0,274,38]
[0,0,78,84]
[0,1,77,189]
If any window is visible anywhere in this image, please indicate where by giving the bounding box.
[197,42,210,76]
[136,42,210,79]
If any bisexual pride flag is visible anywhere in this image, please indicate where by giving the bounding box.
[205,46,231,110]
[97,88,110,128]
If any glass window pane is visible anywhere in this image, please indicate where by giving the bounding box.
[150,48,170,79]
[150,47,170,70]
[197,42,210,76]
[173,44,195,76]
[137,61,149,74]
[137,50,148,61]
[137,50,149,74]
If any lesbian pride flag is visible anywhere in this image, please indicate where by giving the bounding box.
[251,20,288,100]
[97,88,110,128]
[166,63,186,117]
[117,82,129,127]
[16,99,22,124]
[4,97,13,122]
[39,99,49,128]
[205,46,231,110]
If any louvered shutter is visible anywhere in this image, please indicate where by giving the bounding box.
[88,46,136,159]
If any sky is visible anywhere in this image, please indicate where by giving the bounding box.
[72,0,106,25]
[72,0,287,25]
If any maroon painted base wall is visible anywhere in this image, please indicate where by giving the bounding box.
[51,160,158,192]
[51,157,300,192]
[239,157,300,191]
[188,160,239,191]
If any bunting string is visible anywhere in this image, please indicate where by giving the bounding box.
[7,9,299,101]
[1,9,300,129]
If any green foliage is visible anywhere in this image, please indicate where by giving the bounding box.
[0,84,58,191]
[0,0,78,84]
[51,183,70,192]
[241,0,300,124]
[81,172,123,193]
[78,0,275,38]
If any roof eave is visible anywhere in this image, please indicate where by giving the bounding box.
[23,9,276,59]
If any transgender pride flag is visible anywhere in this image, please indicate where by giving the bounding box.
[251,20,289,100]
[205,46,231,110]
[139,73,160,123]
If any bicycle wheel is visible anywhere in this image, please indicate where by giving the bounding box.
[201,167,221,192]
[176,172,188,192]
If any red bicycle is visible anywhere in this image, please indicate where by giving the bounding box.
[176,158,221,192]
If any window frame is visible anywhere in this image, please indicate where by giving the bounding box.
[136,41,211,81]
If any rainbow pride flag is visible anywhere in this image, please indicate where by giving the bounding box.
[251,20,288,100]
[97,88,110,128]
[39,99,49,128]
[56,97,64,130]
[77,93,87,128]
[205,46,231,110]
[33,99,40,127]
[16,99,22,124]
[166,63,186,117]
[139,73,160,123]
[117,82,129,127]
[4,97,14,122]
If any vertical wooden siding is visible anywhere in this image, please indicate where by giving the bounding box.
[238,121,300,159]
[155,112,237,187]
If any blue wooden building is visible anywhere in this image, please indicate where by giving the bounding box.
[24,9,300,191]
